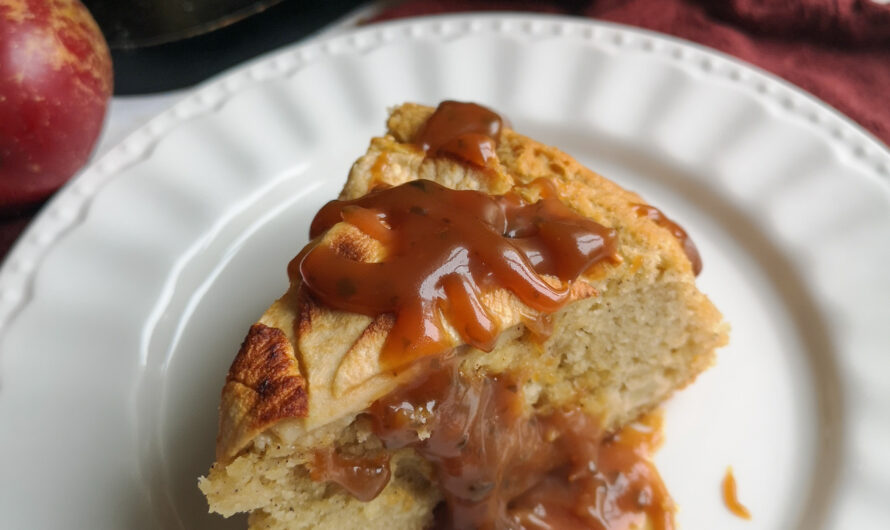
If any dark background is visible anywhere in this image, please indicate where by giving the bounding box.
[83,0,368,94]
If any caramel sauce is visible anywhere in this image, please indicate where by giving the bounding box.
[414,101,503,167]
[722,467,751,520]
[369,152,390,185]
[293,179,617,370]
[632,204,702,276]
[312,356,674,529]
[506,409,673,530]
[310,449,390,502]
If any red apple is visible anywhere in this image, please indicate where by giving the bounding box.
[0,0,112,207]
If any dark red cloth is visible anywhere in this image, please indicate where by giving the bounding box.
[3,0,888,262]
[586,0,890,145]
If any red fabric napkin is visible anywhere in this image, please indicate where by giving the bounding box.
[2,0,888,262]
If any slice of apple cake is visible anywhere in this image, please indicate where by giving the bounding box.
[199,101,728,530]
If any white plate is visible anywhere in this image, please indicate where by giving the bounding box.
[1,14,889,530]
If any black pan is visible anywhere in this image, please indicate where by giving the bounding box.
[82,0,368,94]
[83,0,287,49]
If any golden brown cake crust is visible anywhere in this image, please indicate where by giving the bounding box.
[217,323,309,461]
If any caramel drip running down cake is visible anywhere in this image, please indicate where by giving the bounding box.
[199,101,729,530]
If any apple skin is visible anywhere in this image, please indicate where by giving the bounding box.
[0,0,112,207]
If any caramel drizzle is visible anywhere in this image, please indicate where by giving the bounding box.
[312,357,675,529]
[293,179,616,369]
[722,466,752,520]
[632,203,702,276]
[414,100,503,168]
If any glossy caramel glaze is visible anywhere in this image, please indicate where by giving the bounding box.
[414,101,503,167]
[632,204,702,276]
[292,179,617,369]
[314,356,674,529]
[722,467,751,520]
[311,449,390,503]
